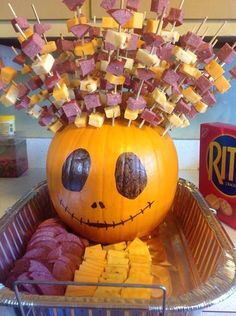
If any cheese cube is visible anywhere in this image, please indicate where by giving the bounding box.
[102,16,118,29]
[205,60,225,80]
[100,60,109,72]
[74,112,88,128]
[186,49,197,65]
[136,49,160,67]
[74,42,95,57]
[161,30,180,43]
[28,104,42,119]
[123,57,134,71]
[89,112,105,128]
[105,105,121,119]
[17,28,33,44]
[32,54,55,75]
[194,101,208,113]
[150,66,166,80]
[92,38,103,49]
[158,101,175,114]
[30,94,41,105]
[67,17,79,32]
[179,114,190,128]
[180,64,202,79]
[145,19,159,33]
[167,113,183,127]
[53,83,69,101]
[182,87,201,104]
[80,78,98,92]
[173,46,193,65]
[21,64,32,75]
[0,84,19,107]
[124,108,139,121]
[124,12,144,29]
[105,73,125,85]
[1,67,17,84]
[152,88,167,106]
[60,73,71,87]
[48,119,63,133]
[214,75,231,93]
[105,30,128,49]
[41,41,57,54]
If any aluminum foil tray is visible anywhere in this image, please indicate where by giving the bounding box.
[0,179,235,316]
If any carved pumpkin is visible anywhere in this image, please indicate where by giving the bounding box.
[46,122,178,244]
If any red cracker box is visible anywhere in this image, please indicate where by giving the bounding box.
[199,122,236,229]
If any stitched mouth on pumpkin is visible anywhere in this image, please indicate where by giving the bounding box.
[58,198,155,229]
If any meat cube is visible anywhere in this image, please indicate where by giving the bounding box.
[175,98,191,114]
[136,68,156,81]
[100,78,114,91]
[34,22,51,35]
[17,83,30,99]
[162,69,180,86]
[38,111,55,127]
[79,57,95,77]
[61,60,77,74]
[126,0,140,11]
[84,93,101,110]
[127,96,146,110]
[63,0,86,10]
[196,43,214,63]
[28,76,43,90]
[15,96,31,110]
[141,109,163,126]
[100,0,117,10]
[11,17,29,32]
[156,43,173,61]
[201,90,216,107]
[180,32,202,50]
[107,92,122,106]
[167,8,184,26]
[108,9,133,26]
[106,60,125,76]
[151,0,169,15]
[230,66,236,78]
[127,33,139,50]
[45,72,61,90]
[195,75,213,94]
[57,39,74,52]
[62,100,81,118]
[217,43,236,64]
[21,34,44,60]
[13,54,26,66]
[70,24,90,38]
[143,33,164,47]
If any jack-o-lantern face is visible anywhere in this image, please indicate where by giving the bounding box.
[47,122,178,244]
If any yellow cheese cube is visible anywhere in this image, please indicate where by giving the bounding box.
[75,112,88,128]
[102,16,118,29]
[214,75,231,93]
[88,112,105,128]
[1,67,17,84]
[205,60,225,80]
[124,108,139,121]
[145,19,159,33]
[67,17,79,32]
[17,28,33,44]
[150,66,166,80]
[167,113,184,127]
[194,101,208,113]
[105,73,125,85]
[30,94,41,106]
[53,83,69,101]
[104,105,121,119]
[60,73,71,87]
[0,84,19,107]
[152,88,167,106]
[32,54,55,75]
[74,42,95,57]
[79,15,88,24]
[182,87,201,104]
[124,12,144,29]
[103,242,127,251]
[179,64,202,79]
[100,60,109,72]
[41,41,57,54]
[70,79,80,88]
[48,119,63,133]
[158,100,175,114]
[136,49,160,67]
[40,89,49,100]
[21,64,32,75]
[186,49,197,64]
[92,38,102,49]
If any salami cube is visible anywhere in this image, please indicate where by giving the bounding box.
[62,100,81,118]
[101,0,117,10]
[126,0,140,11]
[34,22,51,35]
[175,98,191,114]
[107,92,122,106]
[28,76,43,90]
[21,34,44,60]
[167,8,184,26]
[195,75,213,94]
[11,17,30,32]
[136,68,156,81]
[229,66,236,78]
[63,0,86,10]
[187,106,198,119]
[107,60,125,76]
[143,33,164,47]
[181,32,202,50]
[38,112,55,127]
[127,96,146,110]
[89,26,101,38]
[84,93,101,110]
[70,24,90,38]
[156,43,173,61]
[15,96,30,110]
[162,69,180,86]
[141,109,163,126]
[62,60,77,74]
[17,83,30,99]
[57,39,74,52]
[45,72,61,90]
[108,9,133,26]
[201,90,216,107]
[13,54,26,66]
[73,87,84,100]
[196,43,214,63]
[151,0,169,15]
[100,78,114,91]
[127,33,139,50]
[79,57,95,77]
[217,43,236,64]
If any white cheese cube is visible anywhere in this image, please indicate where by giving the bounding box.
[105,30,128,49]
[152,88,167,106]
[105,105,121,118]
[75,112,88,128]
[161,30,180,43]
[80,78,98,93]
[123,57,134,71]
[124,108,139,121]
[28,104,42,119]
[0,85,19,107]
[136,49,160,67]
[89,112,105,128]
[194,101,208,113]
[32,54,55,75]
[157,101,175,114]
[167,113,183,127]
[173,47,193,65]
[186,49,197,65]
[100,60,109,72]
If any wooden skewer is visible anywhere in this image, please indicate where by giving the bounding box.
[212,39,218,48]
[11,46,18,55]
[201,26,209,40]
[196,16,208,35]
[210,21,227,45]
[8,3,17,18]
[31,4,48,43]
[191,25,198,33]
[93,15,97,26]
[136,79,144,100]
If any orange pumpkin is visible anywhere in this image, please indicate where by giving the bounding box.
[46,121,178,244]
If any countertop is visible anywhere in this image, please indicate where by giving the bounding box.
[0,169,235,315]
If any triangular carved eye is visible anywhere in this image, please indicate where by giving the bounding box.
[62,149,91,192]
[115,152,147,199]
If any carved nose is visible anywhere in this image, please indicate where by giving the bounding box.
[91,201,105,209]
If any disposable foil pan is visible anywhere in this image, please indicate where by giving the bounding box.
[0,179,235,316]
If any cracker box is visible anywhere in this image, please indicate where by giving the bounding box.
[199,122,236,229]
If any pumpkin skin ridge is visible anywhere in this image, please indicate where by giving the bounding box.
[47,121,178,243]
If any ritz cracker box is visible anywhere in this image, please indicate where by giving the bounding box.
[199,122,236,229]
